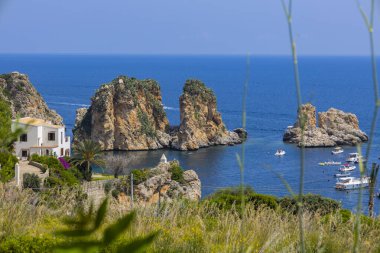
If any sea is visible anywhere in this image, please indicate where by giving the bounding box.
[1,54,379,214]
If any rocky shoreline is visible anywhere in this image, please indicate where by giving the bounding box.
[73,76,247,151]
[283,103,368,147]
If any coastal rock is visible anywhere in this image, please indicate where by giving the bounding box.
[0,72,63,125]
[134,160,201,204]
[73,76,247,151]
[283,103,368,147]
[73,76,170,150]
[171,79,245,150]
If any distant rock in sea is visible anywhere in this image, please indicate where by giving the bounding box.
[170,79,246,150]
[0,72,63,125]
[283,103,368,147]
[73,76,247,151]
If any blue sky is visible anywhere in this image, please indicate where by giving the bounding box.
[0,0,379,55]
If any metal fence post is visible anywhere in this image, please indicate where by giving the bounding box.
[130,173,134,209]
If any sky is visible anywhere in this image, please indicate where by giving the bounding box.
[0,0,379,55]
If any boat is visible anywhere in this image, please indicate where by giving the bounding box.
[331,147,344,155]
[275,149,286,156]
[335,172,351,177]
[346,153,366,163]
[318,161,341,166]
[339,164,356,172]
[335,177,370,190]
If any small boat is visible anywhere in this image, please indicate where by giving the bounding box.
[318,161,341,166]
[339,164,356,172]
[275,149,286,156]
[335,177,370,190]
[346,153,366,163]
[331,147,344,155]
[334,172,351,178]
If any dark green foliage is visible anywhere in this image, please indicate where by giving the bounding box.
[279,194,341,216]
[31,154,81,187]
[111,189,120,199]
[131,169,151,185]
[104,181,113,194]
[206,186,278,213]
[169,163,185,184]
[55,198,158,252]
[137,109,156,138]
[70,140,105,181]
[23,173,41,191]
[183,79,215,102]
[0,152,18,182]
[0,235,58,253]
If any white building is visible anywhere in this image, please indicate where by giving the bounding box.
[12,117,71,159]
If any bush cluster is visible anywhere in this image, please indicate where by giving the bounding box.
[0,152,18,183]
[169,163,185,184]
[131,168,151,185]
[23,173,41,192]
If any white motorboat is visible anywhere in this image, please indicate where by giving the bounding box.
[275,149,286,156]
[346,153,366,163]
[334,172,351,178]
[331,147,344,155]
[339,164,356,172]
[335,177,370,190]
[319,161,341,166]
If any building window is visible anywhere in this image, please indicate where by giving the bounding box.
[61,132,63,144]
[20,134,27,142]
[46,149,50,155]
[60,148,64,157]
[48,132,55,141]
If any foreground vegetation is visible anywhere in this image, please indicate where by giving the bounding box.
[1,185,380,253]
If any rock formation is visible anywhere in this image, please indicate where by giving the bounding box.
[134,160,201,203]
[283,103,368,147]
[73,76,170,150]
[171,79,246,150]
[74,77,247,151]
[0,72,63,125]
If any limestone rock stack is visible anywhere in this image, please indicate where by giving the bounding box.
[0,72,63,125]
[283,103,368,147]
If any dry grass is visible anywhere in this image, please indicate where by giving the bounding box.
[1,185,380,252]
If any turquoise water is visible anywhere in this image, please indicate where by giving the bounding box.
[1,54,379,213]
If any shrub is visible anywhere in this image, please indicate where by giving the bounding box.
[206,186,278,213]
[0,235,58,253]
[278,194,341,216]
[131,169,151,185]
[23,173,41,192]
[169,163,185,184]
[111,189,120,199]
[0,152,18,182]
[104,181,113,194]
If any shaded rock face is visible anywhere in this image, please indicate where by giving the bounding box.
[134,160,201,204]
[171,80,244,150]
[283,103,368,147]
[73,76,170,150]
[74,77,247,151]
[0,72,63,125]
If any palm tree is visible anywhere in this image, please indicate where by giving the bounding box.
[71,140,105,181]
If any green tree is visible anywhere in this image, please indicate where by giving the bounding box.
[70,140,105,181]
[0,98,24,182]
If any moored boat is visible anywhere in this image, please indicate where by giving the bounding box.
[331,147,344,155]
[334,172,351,178]
[275,149,286,156]
[339,164,356,172]
[346,153,366,163]
[335,177,370,190]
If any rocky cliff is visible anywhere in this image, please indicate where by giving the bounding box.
[283,103,368,147]
[171,79,246,150]
[73,76,170,150]
[133,160,201,204]
[0,72,63,125]
[74,77,247,151]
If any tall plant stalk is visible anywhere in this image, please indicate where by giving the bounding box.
[281,1,305,252]
[237,54,250,248]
